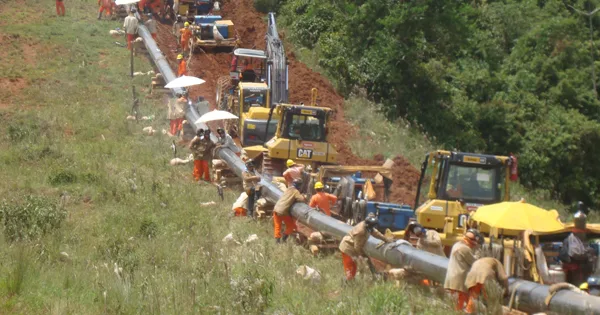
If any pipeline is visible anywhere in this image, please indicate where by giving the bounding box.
[134,15,600,315]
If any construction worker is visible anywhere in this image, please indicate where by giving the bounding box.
[240,60,256,82]
[242,161,261,217]
[464,257,509,314]
[283,159,305,187]
[173,0,180,15]
[444,229,483,312]
[145,13,157,40]
[177,54,187,77]
[560,205,596,286]
[309,181,337,216]
[123,8,139,50]
[273,179,305,243]
[56,0,65,16]
[216,128,241,156]
[173,15,184,48]
[180,22,192,53]
[168,93,187,136]
[138,0,146,13]
[97,0,113,19]
[232,191,248,217]
[189,129,214,182]
[338,215,392,281]
[404,223,445,257]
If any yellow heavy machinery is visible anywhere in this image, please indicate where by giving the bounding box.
[244,100,338,176]
[389,150,514,247]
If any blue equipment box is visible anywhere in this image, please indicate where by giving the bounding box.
[365,202,414,232]
[194,15,222,24]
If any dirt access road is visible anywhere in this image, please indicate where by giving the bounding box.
[153,0,420,205]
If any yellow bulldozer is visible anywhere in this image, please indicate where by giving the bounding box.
[389,150,515,248]
[244,100,338,176]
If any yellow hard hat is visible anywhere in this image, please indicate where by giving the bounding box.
[177,54,183,60]
[314,181,324,190]
[580,282,589,290]
[184,22,190,27]
[286,159,295,168]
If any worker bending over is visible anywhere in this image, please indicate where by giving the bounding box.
[189,129,214,182]
[464,257,508,314]
[404,223,445,257]
[338,215,392,281]
[216,128,241,156]
[444,229,482,312]
[145,13,157,40]
[273,179,305,243]
[123,8,139,50]
[177,54,187,77]
[283,159,305,187]
[242,161,261,217]
[309,181,337,216]
[180,22,192,53]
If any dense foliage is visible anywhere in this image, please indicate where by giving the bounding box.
[277,0,600,209]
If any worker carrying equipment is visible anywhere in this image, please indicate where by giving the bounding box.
[309,181,337,216]
[444,229,482,312]
[242,161,261,217]
[272,179,306,243]
[338,214,392,281]
[465,257,509,314]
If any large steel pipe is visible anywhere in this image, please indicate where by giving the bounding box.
[137,19,600,315]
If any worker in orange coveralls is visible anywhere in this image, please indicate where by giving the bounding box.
[189,129,214,182]
[97,0,113,19]
[444,229,482,312]
[464,257,509,314]
[338,214,392,281]
[309,181,337,216]
[123,8,139,50]
[177,54,187,77]
[272,179,305,243]
[56,0,65,16]
[180,22,192,52]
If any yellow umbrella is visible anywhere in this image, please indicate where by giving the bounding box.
[471,202,564,232]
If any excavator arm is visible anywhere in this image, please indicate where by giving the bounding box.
[266,12,288,107]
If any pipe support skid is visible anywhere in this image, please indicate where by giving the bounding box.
[136,16,600,314]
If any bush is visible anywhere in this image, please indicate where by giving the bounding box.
[139,218,158,239]
[254,0,281,13]
[0,196,67,242]
[48,170,78,186]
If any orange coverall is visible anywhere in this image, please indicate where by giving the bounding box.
[98,0,113,16]
[272,213,297,238]
[178,59,187,77]
[180,28,192,51]
[56,0,65,16]
[309,192,337,216]
[466,283,486,314]
[342,253,358,280]
[193,160,210,182]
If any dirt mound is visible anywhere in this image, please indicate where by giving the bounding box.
[153,1,420,205]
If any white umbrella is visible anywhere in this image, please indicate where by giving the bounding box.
[164,76,206,89]
[115,0,140,5]
[195,110,239,124]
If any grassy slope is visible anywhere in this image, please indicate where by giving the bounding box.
[0,1,458,314]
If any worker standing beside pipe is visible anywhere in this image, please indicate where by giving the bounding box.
[177,54,187,77]
[168,93,186,136]
[173,15,184,49]
[283,159,304,187]
[273,179,305,243]
[123,9,139,50]
[242,161,261,217]
[180,22,192,53]
[145,13,157,40]
[444,229,483,312]
[338,215,392,281]
[465,257,508,314]
[309,181,336,216]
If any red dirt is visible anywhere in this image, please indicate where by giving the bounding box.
[153,0,420,205]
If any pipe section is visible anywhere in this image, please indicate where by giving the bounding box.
[137,17,600,315]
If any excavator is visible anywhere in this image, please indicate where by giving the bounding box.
[388,150,515,247]
[216,12,288,146]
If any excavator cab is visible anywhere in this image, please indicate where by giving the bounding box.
[413,150,511,244]
[229,48,267,86]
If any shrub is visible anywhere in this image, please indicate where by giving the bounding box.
[48,170,78,186]
[0,196,67,242]
[139,218,158,239]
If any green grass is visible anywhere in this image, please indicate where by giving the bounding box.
[0,0,466,314]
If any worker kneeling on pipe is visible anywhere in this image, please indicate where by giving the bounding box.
[464,257,508,314]
[338,215,392,281]
[273,179,306,243]
[444,229,483,312]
